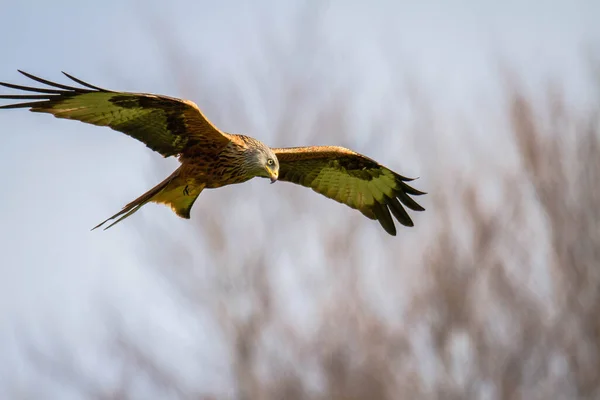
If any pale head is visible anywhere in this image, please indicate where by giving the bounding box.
[242,137,279,183]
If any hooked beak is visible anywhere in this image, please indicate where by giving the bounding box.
[269,170,278,184]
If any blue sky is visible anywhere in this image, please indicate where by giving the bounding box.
[1,0,599,397]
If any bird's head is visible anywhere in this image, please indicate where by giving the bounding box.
[247,143,279,183]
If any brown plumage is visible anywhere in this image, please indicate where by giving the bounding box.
[0,71,425,235]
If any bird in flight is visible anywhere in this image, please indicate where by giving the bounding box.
[0,71,425,235]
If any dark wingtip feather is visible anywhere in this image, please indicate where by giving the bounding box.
[0,101,49,109]
[396,189,426,212]
[62,71,110,92]
[0,94,59,100]
[399,181,427,196]
[387,197,415,227]
[372,202,397,236]
[397,174,416,182]
[0,80,65,94]
[17,70,87,92]
[0,71,109,111]
[393,172,427,196]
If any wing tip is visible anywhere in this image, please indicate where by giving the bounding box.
[401,218,414,228]
[91,220,108,231]
[382,223,397,236]
[61,71,109,92]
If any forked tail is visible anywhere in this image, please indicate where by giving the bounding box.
[92,166,204,231]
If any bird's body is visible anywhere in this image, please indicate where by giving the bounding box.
[180,134,269,189]
[0,71,425,235]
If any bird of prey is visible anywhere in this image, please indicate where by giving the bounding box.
[0,71,425,235]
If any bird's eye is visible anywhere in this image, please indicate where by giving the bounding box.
[267,159,274,166]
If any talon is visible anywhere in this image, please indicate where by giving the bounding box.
[183,185,189,196]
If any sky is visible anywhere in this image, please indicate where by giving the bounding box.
[1,0,599,398]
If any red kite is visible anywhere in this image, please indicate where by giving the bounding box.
[0,71,425,235]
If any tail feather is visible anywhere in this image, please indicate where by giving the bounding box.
[92,167,189,231]
[91,201,148,231]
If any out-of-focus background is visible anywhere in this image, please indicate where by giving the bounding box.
[1,0,600,399]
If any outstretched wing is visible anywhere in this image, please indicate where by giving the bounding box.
[273,146,426,236]
[0,70,230,157]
